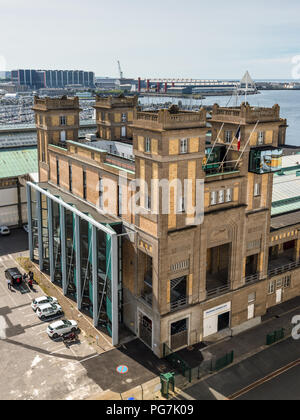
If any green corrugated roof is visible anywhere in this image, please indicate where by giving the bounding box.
[0,147,38,179]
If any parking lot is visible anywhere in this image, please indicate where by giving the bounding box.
[0,232,104,400]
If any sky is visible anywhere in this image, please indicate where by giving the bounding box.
[1,0,300,80]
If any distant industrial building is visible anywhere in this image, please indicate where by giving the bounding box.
[11,69,95,89]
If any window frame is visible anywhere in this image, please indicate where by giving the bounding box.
[210,191,217,206]
[60,116,67,126]
[218,189,225,204]
[225,130,232,144]
[145,137,151,153]
[258,131,265,145]
[180,138,188,154]
[254,183,261,197]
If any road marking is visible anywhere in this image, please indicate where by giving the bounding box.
[208,387,228,401]
[0,273,18,306]
[49,346,67,355]
[76,354,100,364]
[117,365,128,374]
[229,358,300,400]
[0,316,8,339]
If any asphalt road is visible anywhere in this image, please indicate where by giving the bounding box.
[236,362,300,400]
[183,337,300,401]
[0,228,29,257]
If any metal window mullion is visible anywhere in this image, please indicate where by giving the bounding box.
[111,233,119,346]
[26,184,33,261]
[75,215,82,310]
[60,205,67,295]
[47,197,55,283]
[37,191,43,271]
[92,226,99,327]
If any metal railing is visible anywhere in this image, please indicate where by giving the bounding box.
[245,272,261,284]
[206,284,230,298]
[170,331,189,352]
[268,260,300,278]
[141,293,153,307]
[170,297,188,312]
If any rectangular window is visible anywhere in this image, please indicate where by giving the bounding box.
[118,185,122,216]
[258,132,265,145]
[276,279,282,288]
[225,188,233,202]
[254,183,261,197]
[69,165,72,192]
[268,281,275,295]
[210,191,217,206]
[248,292,256,304]
[145,193,151,211]
[145,137,151,153]
[99,178,103,209]
[225,131,232,143]
[121,113,127,122]
[83,170,87,200]
[60,130,66,143]
[283,275,291,288]
[60,116,66,126]
[101,112,105,122]
[178,196,185,213]
[218,190,225,204]
[180,139,188,154]
[56,159,60,186]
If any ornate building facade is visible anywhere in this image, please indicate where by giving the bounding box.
[27,95,300,357]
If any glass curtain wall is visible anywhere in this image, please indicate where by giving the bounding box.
[52,201,62,287]
[41,195,50,274]
[80,219,93,316]
[65,208,76,299]
[28,185,119,340]
[30,186,39,261]
[97,229,107,326]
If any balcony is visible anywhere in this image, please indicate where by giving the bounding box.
[170,297,188,312]
[141,292,153,307]
[268,260,300,277]
[204,162,240,177]
[244,272,261,285]
[268,245,298,277]
[206,284,230,298]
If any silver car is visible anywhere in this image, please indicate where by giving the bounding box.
[37,303,63,320]
[47,320,78,339]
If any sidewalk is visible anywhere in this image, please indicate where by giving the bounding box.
[201,296,300,364]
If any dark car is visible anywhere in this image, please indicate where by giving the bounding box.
[5,267,22,286]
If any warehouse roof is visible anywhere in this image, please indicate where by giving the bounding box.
[0,147,38,179]
[271,210,300,231]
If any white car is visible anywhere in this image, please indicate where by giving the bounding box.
[36,303,63,320]
[23,224,29,233]
[47,320,78,339]
[0,226,10,236]
[31,296,58,312]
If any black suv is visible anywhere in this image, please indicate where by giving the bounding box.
[5,268,22,286]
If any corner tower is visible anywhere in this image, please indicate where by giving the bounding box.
[94,95,137,142]
[33,96,80,182]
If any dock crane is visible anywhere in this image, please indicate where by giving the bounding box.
[117,60,124,80]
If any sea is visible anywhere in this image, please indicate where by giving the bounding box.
[140,90,300,147]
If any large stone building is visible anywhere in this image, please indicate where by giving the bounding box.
[27,95,300,357]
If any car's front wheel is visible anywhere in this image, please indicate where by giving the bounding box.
[53,334,59,340]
